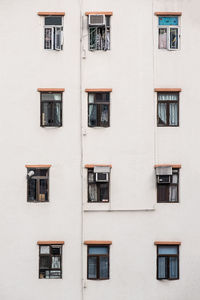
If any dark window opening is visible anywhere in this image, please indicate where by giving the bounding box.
[157,245,179,280]
[27,168,49,202]
[89,16,110,51]
[88,168,109,203]
[157,92,179,127]
[41,92,62,127]
[39,245,62,279]
[87,246,109,280]
[88,93,110,127]
[157,169,179,203]
[44,16,63,50]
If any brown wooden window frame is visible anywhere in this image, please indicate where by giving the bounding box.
[88,92,110,127]
[87,245,110,280]
[157,245,179,280]
[40,92,63,127]
[27,168,49,202]
[88,168,110,203]
[157,92,179,127]
[39,244,62,279]
[157,168,179,203]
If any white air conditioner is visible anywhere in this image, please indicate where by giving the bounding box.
[157,175,171,184]
[88,14,105,26]
[96,172,109,182]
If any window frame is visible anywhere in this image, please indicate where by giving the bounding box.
[158,16,180,51]
[157,92,179,127]
[44,16,63,50]
[88,92,110,128]
[88,15,111,51]
[27,167,50,202]
[87,245,110,280]
[157,245,179,280]
[39,244,63,279]
[157,168,179,203]
[40,92,63,127]
[87,168,110,203]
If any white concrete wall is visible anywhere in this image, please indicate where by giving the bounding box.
[1,0,200,299]
[0,1,82,299]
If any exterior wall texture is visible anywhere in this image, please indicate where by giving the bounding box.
[1,0,200,299]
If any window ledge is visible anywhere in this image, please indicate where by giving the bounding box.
[84,202,110,211]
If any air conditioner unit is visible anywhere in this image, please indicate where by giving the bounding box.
[96,172,109,182]
[88,14,105,26]
[157,175,171,184]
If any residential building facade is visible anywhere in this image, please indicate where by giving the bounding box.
[1,0,200,299]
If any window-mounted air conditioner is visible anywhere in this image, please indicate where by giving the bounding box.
[96,172,109,182]
[88,14,105,26]
[157,175,171,184]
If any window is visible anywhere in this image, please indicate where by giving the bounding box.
[157,245,179,280]
[87,245,109,280]
[88,92,110,127]
[157,92,179,126]
[88,167,110,202]
[39,244,62,279]
[27,167,49,202]
[158,16,180,50]
[44,16,63,50]
[156,167,179,203]
[40,92,62,127]
[88,15,110,51]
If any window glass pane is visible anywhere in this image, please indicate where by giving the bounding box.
[169,257,178,279]
[169,103,178,125]
[53,103,61,126]
[158,103,167,125]
[172,174,178,184]
[42,93,61,101]
[158,16,178,26]
[96,27,105,50]
[40,246,50,254]
[51,246,61,255]
[39,179,48,201]
[88,172,95,183]
[169,185,178,202]
[49,270,61,279]
[52,256,61,269]
[40,256,51,269]
[88,104,97,127]
[95,93,110,103]
[89,246,108,255]
[157,184,169,202]
[28,178,36,201]
[158,246,178,255]
[99,183,109,202]
[158,93,178,101]
[158,257,167,279]
[105,16,110,27]
[88,94,95,104]
[105,28,110,50]
[99,256,109,279]
[88,184,97,202]
[89,27,97,50]
[100,105,109,126]
[88,257,97,279]
[41,102,53,126]
[170,28,178,49]
[159,28,167,49]
[44,28,52,49]
[45,16,62,26]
